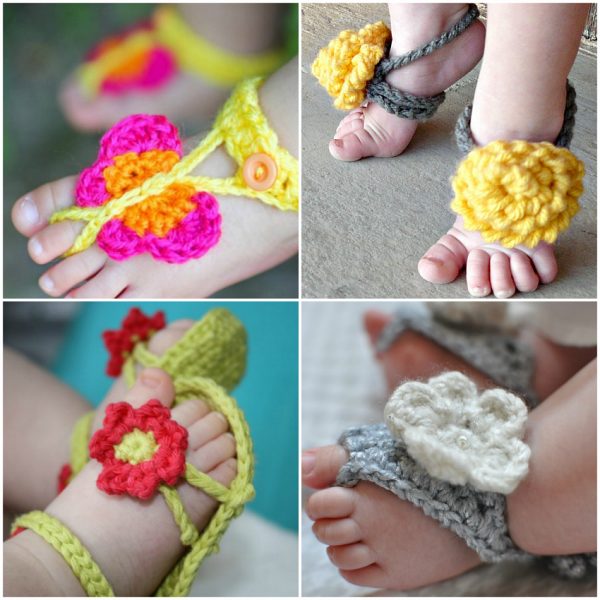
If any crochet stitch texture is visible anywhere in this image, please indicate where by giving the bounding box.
[16,307,253,597]
[312,4,479,118]
[51,77,298,263]
[451,81,584,248]
[384,372,530,494]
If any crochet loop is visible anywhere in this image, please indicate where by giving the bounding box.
[451,139,584,248]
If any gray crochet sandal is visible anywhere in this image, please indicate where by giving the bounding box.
[376,303,538,407]
[338,308,596,579]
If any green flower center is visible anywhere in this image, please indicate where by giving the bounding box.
[114,428,158,464]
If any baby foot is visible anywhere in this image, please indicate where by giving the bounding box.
[11,137,297,299]
[418,216,558,298]
[303,445,481,590]
[363,310,494,393]
[330,7,485,161]
[7,368,237,596]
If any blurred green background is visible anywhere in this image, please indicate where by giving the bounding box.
[3,3,298,298]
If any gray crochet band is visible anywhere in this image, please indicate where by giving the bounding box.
[337,423,596,578]
[455,80,577,153]
[366,4,479,120]
[376,307,538,408]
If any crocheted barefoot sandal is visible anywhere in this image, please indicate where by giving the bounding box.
[12,307,254,596]
[50,77,298,264]
[312,4,479,117]
[78,6,289,98]
[451,81,585,248]
[337,371,596,579]
[376,303,537,407]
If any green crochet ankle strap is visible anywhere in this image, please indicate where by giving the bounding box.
[11,511,114,596]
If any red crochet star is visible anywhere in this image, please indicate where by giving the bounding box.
[89,399,188,500]
[103,308,166,376]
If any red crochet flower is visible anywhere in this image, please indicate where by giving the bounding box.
[103,307,166,376]
[57,464,73,493]
[89,399,188,500]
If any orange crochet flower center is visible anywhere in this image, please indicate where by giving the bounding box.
[103,150,196,237]
[95,37,151,80]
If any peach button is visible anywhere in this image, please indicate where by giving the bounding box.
[242,153,278,191]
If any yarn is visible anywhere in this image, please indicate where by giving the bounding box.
[30,307,253,596]
[376,304,538,407]
[337,422,595,577]
[78,7,287,97]
[11,511,115,596]
[384,372,530,494]
[312,4,479,117]
[50,77,298,263]
[90,399,189,499]
[451,140,584,248]
[311,21,391,110]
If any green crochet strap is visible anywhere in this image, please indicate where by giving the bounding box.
[123,308,247,393]
[11,511,114,597]
[69,411,95,480]
[156,376,255,596]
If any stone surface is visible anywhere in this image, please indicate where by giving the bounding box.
[301,3,597,299]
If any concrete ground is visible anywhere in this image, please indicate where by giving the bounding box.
[301,4,597,298]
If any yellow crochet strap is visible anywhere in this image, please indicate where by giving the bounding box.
[451,140,585,248]
[11,511,114,597]
[154,6,287,87]
[78,31,155,97]
[50,77,298,257]
[69,411,94,480]
[312,21,390,110]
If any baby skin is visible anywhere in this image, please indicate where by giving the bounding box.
[60,4,289,132]
[303,317,596,590]
[332,4,588,298]
[11,60,298,298]
[4,321,238,596]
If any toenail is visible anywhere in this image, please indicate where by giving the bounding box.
[39,274,54,292]
[469,286,489,297]
[140,369,162,389]
[28,238,43,258]
[495,290,514,299]
[19,196,39,226]
[302,451,316,476]
[214,412,227,424]
[332,139,343,147]
[423,255,443,266]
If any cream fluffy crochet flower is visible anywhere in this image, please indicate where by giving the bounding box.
[384,372,530,494]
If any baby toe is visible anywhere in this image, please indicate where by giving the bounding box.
[171,399,211,431]
[510,252,539,293]
[68,264,128,298]
[327,543,375,571]
[186,411,229,450]
[339,564,387,587]
[122,368,175,409]
[466,248,491,297]
[28,221,84,264]
[38,246,106,297]
[192,432,237,473]
[306,487,356,521]
[418,234,467,284]
[302,445,348,489]
[489,252,516,298]
[12,176,76,237]
[529,242,558,284]
[313,517,362,546]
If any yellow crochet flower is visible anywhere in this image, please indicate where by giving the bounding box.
[312,21,390,110]
[451,140,584,248]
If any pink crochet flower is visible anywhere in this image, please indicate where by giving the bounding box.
[75,114,221,264]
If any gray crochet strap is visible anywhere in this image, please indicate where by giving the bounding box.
[337,423,596,578]
[366,4,479,120]
[336,423,527,563]
[376,307,538,408]
[455,80,577,153]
